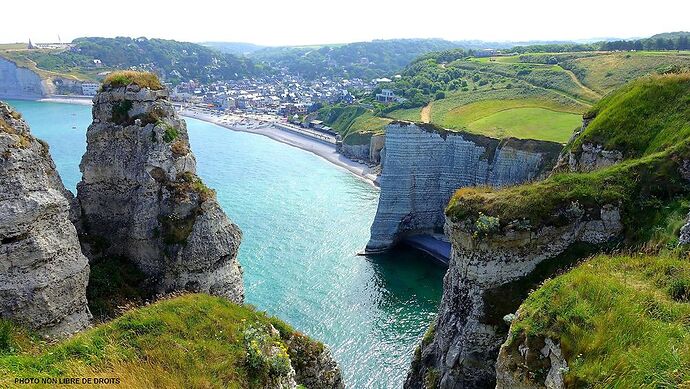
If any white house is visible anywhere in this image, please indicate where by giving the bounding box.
[81,82,100,96]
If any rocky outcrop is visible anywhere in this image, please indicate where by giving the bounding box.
[554,118,622,173]
[680,214,690,246]
[0,57,49,99]
[336,133,385,165]
[0,101,90,337]
[366,122,562,253]
[405,202,621,388]
[287,332,344,389]
[76,82,244,302]
[495,331,568,389]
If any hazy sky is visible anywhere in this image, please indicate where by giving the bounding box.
[2,0,688,46]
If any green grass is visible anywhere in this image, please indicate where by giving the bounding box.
[317,105,391,145]
[429,86,588,140]
[387,107,423,122]
[102,71,163,90]
[573,73,690,157]
[465,107,580,143]
[447,144,690,244]
[562,52,690,95]
[0,294,326,388]
[508,253,690,388]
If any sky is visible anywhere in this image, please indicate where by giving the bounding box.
[1,0,688,46]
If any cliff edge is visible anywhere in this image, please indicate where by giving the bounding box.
[0,101,90,337]
[366,121,561,253]
[406,73,690,388]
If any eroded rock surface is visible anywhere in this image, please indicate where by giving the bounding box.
[554,118,622,173]
[367,122,562,252]
[0,101,90,336]
[77,84,244,302]
[495,331,568,389]
[405,203,621,388]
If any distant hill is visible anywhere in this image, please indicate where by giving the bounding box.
[0,37,262,84]
[249,38,462,79]
[201,41,266,56]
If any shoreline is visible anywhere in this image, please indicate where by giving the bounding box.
[180,109,380,187]
[26,96,380,187]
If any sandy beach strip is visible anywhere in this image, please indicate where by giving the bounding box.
[180,109,380,187]
[39,96,94,106]
[32,96,380,186]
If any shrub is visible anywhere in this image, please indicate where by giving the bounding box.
[668,278,690,302]
[243,325,292,377]
[102,71,163,90]
[162,125,179,143]
[474,212,500,237]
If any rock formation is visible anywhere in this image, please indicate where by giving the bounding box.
[405,203,622,388]
[77,79,244,302]
[0,101,90,337]
[0,57,49,99]
[495,331,568,389]
[287,332,345,389]
[366,122,562,253]
[553,118,622,173]
[336,134,385,165]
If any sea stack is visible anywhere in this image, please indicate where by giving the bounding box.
[0,101,91,336]
[77,71,244,302]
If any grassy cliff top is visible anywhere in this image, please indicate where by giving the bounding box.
[447,143,689,245]
[507,253,690,387]
[317,105,391,145]
[0,294,323,388]
[102,71,164,90]
[572,73,690,157]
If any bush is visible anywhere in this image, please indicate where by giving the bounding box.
[244,325,292,377]
[102,71,163,90]
[162,125,179,143]
[474,212,500,237]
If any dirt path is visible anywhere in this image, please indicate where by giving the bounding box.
[561,67,602,100]
[421,104,431,123]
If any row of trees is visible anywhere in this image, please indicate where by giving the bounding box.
[512,33,690,53]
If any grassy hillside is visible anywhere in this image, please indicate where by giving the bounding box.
[0,37,261,84]
[0,294,327,388]
[573,73,690,157]
[445,73,690,387]
[507,253,690,388]
[317,105,391,145]
[382,51,690,143]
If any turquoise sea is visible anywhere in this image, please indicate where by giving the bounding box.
[7,100,446,388]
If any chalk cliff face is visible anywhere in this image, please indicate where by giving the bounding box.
[0,57,50,99]
[366,123,562,252]
[405,202,622,388]
[336,134,385,165]
[0,101,90,337]
[77,84,244,302]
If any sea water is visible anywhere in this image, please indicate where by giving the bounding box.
[8,99,445,388]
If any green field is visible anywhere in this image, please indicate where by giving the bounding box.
[464,107,580,143]
[380,50,690,143]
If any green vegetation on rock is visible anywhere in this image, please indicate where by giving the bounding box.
[103,71,163,90]
[507,253,690,388]
[573,73,690,157]
[447,74,690,243]
[317,105,391,144]
[0,294,325,388]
